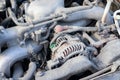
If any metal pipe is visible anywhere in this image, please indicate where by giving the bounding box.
[0,40,42,77]
[101,0,113,24]
[64,6,113,25]
[8,7,63,27]
[33,6,93,25]
[40,22,57,41]
[50,24,115,44]
[19,62,36,80]
[55,5,93,14]
[8,5,92,26]
[10,0,17,13]
[113,10,120,35]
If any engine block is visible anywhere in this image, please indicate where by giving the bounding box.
[0,0,120,80]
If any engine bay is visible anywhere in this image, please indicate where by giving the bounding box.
[0,0,120,80]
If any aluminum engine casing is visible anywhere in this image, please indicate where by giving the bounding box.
[26,0,64,21]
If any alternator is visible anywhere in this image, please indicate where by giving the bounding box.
[50,34,86,61]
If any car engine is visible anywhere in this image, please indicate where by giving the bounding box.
[0,0,120,80]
